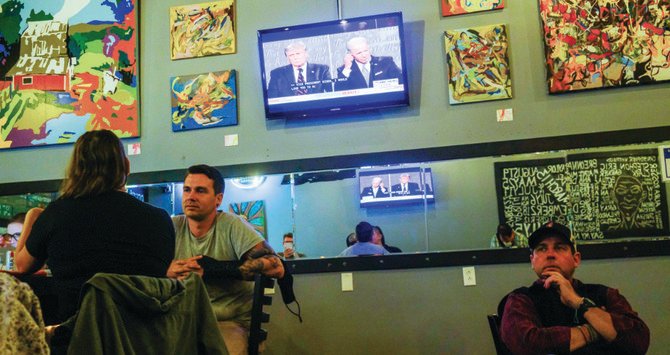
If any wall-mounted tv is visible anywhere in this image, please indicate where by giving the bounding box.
[257,12,410,119]
[358,166,435,208]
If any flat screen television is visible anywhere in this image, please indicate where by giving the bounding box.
[358,166,435,208]
[257,12,410,119]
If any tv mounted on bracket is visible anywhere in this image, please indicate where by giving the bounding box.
[358,165,435,208]
[257,12,410,119]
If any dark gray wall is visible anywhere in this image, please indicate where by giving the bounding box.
[265,256,670,354]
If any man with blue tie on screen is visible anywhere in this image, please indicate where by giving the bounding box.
[267,42,332,98]
[335,36,403,91]
[360,176,389,198]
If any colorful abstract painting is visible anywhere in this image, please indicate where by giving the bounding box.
[441,0,504,17]
[0,0,139,150]
[229,200,266,239]
[539,0,670,94]
[444,24,512,104]
[169,1,235,60]
[170,70,237,131]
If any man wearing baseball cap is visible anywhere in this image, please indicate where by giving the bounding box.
[499,221,649,354]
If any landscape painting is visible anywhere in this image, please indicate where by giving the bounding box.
[169,1,236,60]
[0,0,140,150]
[539,0,670,93]
[444,24,512,104]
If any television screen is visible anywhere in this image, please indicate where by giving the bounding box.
[358,166,435,208]
[257,12,409,119]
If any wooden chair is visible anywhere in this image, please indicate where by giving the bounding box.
[248,274,274,355]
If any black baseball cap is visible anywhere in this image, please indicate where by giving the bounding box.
[528,222,576,250]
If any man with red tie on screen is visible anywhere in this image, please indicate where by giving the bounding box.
[267,41,332,98]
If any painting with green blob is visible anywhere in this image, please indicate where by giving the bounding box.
[444,24,512,104]
[229,200,266,239]
[0,0,140,149]
[170,70,238,132]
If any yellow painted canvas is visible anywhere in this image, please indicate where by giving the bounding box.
[444,24,512,104]
[170,1,236,60]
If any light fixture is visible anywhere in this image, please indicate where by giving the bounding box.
[230,176,266,189]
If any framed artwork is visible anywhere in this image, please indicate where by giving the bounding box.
[441,0,504,17]
[538,0,670,94]
[495,149,669,241]
[0,0,140,150]
[229,200,267,239]
[170,70,238,132]
[444,24,512,104]
[169,1,236,60]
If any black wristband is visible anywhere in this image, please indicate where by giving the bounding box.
[577,297,597,322]
[197,255,244,280]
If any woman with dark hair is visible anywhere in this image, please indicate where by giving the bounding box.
[372,226,402,253]
[14,130,175,322]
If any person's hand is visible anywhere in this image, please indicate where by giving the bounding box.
[343,53,354,69]
[380,182,387,193]
[167,255,203,280]
[541,270,581,308]
[284,247,294,258]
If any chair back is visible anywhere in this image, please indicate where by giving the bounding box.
[487,314,513,355]
[248,274,274,355]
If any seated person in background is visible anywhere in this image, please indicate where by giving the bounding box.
[490,223,528,248]
[277,232,305,259]
[167,164,284,355]
[372,226,402,253]
[500,222,649,355]
[1,212,26,248]
[14,130,176,323]
[360,176,389,198]
[391,173,421,196]
[346,232,357,247]
[339,222,389,256]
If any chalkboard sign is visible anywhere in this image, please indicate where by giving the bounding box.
[495,158,571,239]
[495,149,669,241]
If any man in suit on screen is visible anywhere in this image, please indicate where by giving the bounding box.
[391,173,421,196]
[360,176,389,198]
[267,42,332,98]
[335,36,403,91]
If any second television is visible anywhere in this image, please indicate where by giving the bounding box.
[358,166,435,208]
[257,12,410,119]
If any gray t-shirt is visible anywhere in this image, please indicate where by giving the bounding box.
[173,212,263,326]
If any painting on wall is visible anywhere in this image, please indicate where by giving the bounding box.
[0,0,140,150]
[444,24,512,104]
[169,1,236,60]
[229,200,267,239]
[170,70,237,131]
[539,0,670,94]
[441,0,504,17]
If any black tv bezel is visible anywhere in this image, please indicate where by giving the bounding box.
[257,12,410,120]
[358,166,435,208]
